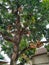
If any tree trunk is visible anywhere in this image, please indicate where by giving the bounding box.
[10,33,22,65]
[10,6,22,65]
[10,44,19,65]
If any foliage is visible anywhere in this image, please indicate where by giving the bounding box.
[45,44,49,52]
[0,0,49,64]
[0,0,49,41]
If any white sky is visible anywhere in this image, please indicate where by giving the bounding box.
[1,51,10,63]
[0,45,2,51]
[46,24,49,29]
[40,0,43,2]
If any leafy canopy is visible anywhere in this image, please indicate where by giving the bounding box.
[0,0,49,62]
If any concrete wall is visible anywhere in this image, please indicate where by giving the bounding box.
[32,53,49,65]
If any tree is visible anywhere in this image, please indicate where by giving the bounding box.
[0,0,49,65]
[45,44,49,52]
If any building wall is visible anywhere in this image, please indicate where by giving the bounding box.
[2,53,49,65]
[32,53,49,65]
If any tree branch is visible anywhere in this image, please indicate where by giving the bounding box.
[19,47,29,55]
[18,40,49,56]
[3,36,14,42]
[0,31,14,43]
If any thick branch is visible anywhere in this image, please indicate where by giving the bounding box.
[0,31,14,43]
[18,40,49,56]
[19,45,36,56]
[3,36,14,42]
[19,47,29,55]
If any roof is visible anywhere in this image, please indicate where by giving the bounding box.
[31,47,47,58]
[0,54,4,59]
[0,54,7,64]
[35,47,47,56]
[0,59,7,64]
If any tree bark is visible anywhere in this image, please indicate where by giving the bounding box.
[10,33,22,65]
[10,44,19,65]
[10,5,22,65]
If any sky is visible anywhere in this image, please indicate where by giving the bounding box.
[46,24,49,29]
